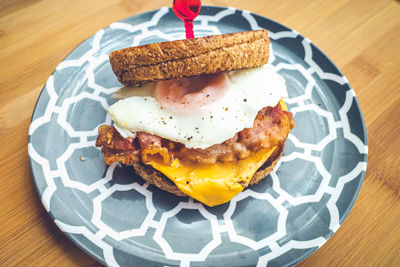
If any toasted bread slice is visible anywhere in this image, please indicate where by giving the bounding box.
[132,142,283,197]
[109,30,269,86]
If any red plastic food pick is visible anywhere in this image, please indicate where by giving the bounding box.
[173,0,201,39]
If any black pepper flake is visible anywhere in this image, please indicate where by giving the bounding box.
[206,94,210,97]
[210,115,213,119]
[144,98,148,101]
[187,136,193,141]
[169,116,173,119]
[243,98,247,102]
[162,121,167,125]
[202,117,204,120]
[195,127,199,130]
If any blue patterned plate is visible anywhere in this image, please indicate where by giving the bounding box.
[28,6,368,266]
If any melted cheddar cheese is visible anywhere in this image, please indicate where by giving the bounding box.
[146,146,277,206]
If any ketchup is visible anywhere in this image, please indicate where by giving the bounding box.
[173,0,201,39]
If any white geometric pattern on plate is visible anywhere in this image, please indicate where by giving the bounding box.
[28,6,368,267]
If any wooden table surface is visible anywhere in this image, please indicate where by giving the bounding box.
[1,0,399,266]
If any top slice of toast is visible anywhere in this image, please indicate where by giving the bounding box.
[109,29,269,86]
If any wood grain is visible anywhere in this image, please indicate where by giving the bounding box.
[0,0,399,266]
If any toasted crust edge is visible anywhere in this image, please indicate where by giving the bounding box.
[131,142,284,197]
[109,30,269,86]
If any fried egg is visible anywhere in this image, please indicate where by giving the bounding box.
[109,64,287,149]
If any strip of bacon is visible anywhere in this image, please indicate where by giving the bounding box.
[96,102,294,165]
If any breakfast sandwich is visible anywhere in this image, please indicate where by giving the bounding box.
[96,30,294,207]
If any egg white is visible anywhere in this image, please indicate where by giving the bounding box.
[109,64,288,149]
